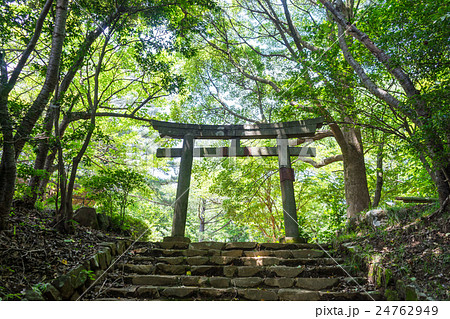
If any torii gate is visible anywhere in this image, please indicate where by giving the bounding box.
[151,117,323,243]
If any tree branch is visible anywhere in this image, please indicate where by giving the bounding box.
[296,154,343,168]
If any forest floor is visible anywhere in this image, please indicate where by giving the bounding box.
[0,204,126,301]
[0,203,448,301]
[337,204,450,300]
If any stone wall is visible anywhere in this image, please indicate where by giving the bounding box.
[22,239,132,301]
[341,243,432,301]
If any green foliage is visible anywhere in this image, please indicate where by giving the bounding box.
[81,168,145,227]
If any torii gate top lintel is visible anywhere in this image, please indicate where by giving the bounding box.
[151,117,323,140]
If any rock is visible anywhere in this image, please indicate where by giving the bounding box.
[405,285,418,301]
[238,289,278,301]
[225,242,257,250]
[42,284,62,301]
[295,278,339,290]
[52,274,74,299]
[73,207,99,229]
[163,236,191,243]
[272,250,293,258]
[156,263,188,275]
[384,289,399,301]
[291,249,324,258]
[131,275,178,286]
[232,277,263,288]
[90,254,100,269]
[186,256,210,265]
[242,257,279,266]
[210,256,236,265]
[162,249,184,257]
[97,214,111,230]
[223,266,237,277]
[190,266,222,276]
[69,265,88,289]
[136,286,160,298]
[161,257,185,265]
[260,243,286,250]
[183,249,210,257]
[209,277,231,288]
[161,287,197,298]
[396,279,406,299]
[363,209,387,228]
[116,241,126,255]
[237,266,263,277]
[190,242,225,250]
[99,242,116,255]
[159,242,189,250]
[244,251,272,257]
[278,289,320,301]
[23,289,45,301]
[70,291,81,301]
[102,248,112,267]
[97,250,107,269]
[122,264,155,274]
[181,276,209,287]
[221,250,243,257]
[268,266,304,277]
[199,288,235,299]
[264,278,295,288]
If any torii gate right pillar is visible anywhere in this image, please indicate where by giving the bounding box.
[277,137,302,243]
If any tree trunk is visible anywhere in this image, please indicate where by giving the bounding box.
[0,97,16,230]
[340,126,371,225]
[13,0,69,160]
[26,106,56,204]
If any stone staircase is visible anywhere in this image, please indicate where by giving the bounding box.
[89,241,382,301]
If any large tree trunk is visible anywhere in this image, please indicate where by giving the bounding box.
[340,126,371,225]
[0,0,55,230]
[13,0,69,160]
[0,97,16,230]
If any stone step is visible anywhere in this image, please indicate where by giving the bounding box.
[96,284,379,301]
[125,256,344,269]
[116,263,353,277]
[122,274,353,290]
[146,241,331,252]
[136,247,331,259]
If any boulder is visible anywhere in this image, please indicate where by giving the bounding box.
[73,207,99,229]
[363,209,387,228]
[97,213,111,230]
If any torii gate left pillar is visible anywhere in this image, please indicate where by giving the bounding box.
[171,134,194,239]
